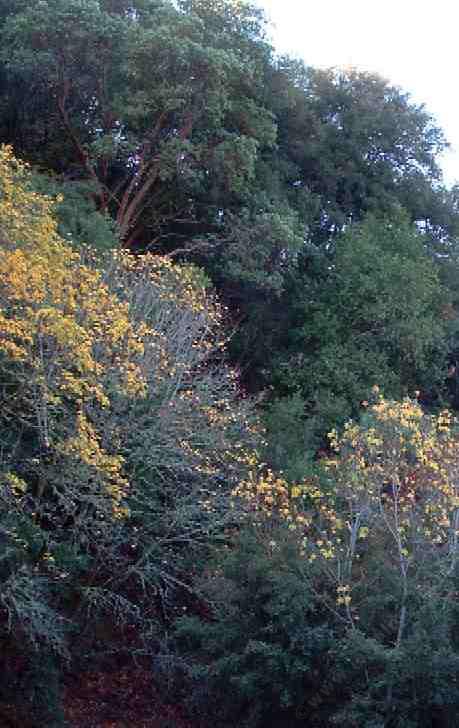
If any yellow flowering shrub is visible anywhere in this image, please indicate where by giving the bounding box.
[313,395,458,632]
[233,466,309,527]
[0,146,262,541]
[323,395,459,560]
[235,390,459,642]
[0,146,265,665]
[100,248,263,566]
[0,146,147,522]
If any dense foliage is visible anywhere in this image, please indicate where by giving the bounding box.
[267,212,450,465]
[1,1,459,725]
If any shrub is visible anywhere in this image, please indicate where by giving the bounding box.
[0,146,264,720]
[175,393,459,727]
[174,525,338,728]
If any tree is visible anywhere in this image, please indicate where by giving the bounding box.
[210,63,459,393]
[0,0,277,247]
[268,212,449,450]
[271,63,453,245]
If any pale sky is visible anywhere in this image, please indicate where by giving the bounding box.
[258,0,459,187]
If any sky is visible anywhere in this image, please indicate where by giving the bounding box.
[258,0,459,186]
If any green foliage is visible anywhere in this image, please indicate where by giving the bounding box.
[263,393,316,480]
[173,526,337,728]
[30,172,119,251]
[0,0,277,249]
[172,532,459,727]
[271,63,451,244]
[0,647,65,727]
[269,212,449,453]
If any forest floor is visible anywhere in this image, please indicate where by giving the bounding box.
[64,665,195,727]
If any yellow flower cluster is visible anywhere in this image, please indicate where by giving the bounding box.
[329,396,459,546]
[58,411,128,512]
[295,395,459,609]
[0,146,147,514]
[109,248,222,330]
[233,466,311,530]
[235,392,459,630]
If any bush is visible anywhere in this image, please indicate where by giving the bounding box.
[173,526,338,728]
[0,146,265,720]
[172,393,459,727]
